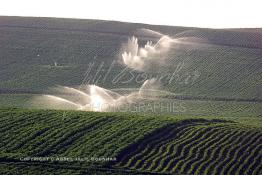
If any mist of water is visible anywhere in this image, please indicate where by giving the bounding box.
[121,35,174,71]
[135,28,164,38]
[31,28,204,112]
[31,78,172,112]
[121,29,207,72]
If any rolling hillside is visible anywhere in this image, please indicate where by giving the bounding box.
[0,16,261,97]
[0,109,261,175]
[113,121,261,175]
[0,16,261,175]
[0,16,261,117]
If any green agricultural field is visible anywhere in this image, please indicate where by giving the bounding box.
[0,16,261,175]
[0,16,261,100]
[0,108,261,175]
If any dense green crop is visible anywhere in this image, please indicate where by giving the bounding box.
[114,121,262,175]
[0,16,261,101]
[0,108,261,174]
[0,16,261,175]
[0,108,178,174]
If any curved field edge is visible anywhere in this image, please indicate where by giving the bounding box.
[0,108,261,175]
[112,120,262,175]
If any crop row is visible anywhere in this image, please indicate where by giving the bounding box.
[114,122,262,175]
[0,108,173,168]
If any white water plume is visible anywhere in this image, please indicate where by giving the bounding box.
[31,78,170,112]
[135,28,164,38]
[121,35,173,71]
[31,28,205,112]
[121,29,207,72]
